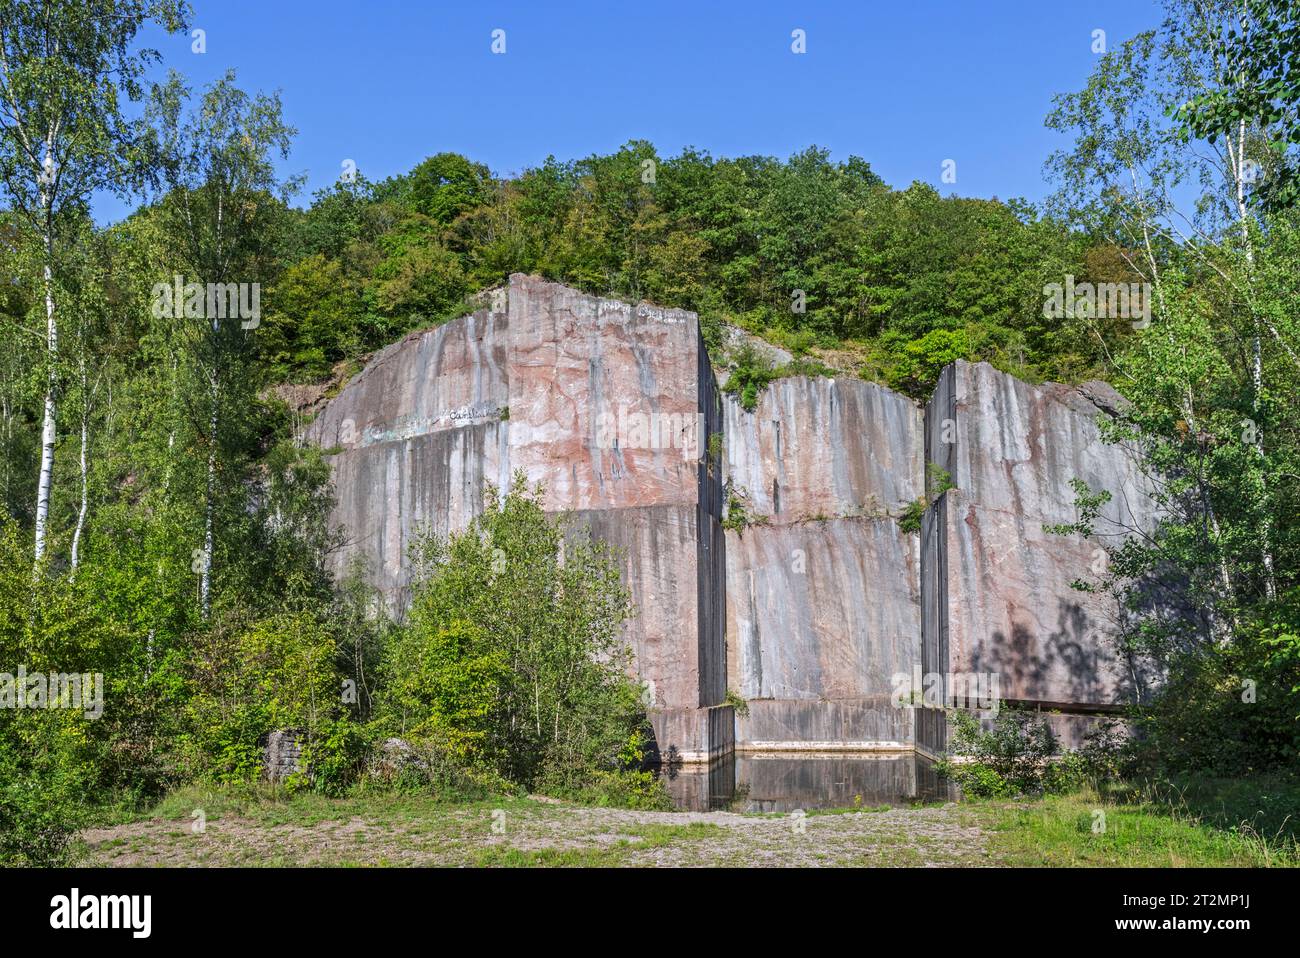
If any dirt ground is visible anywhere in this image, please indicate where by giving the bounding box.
[80,797,999,867]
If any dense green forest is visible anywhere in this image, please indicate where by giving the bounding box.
[1,0,1298,865]
[258,144,1115,397]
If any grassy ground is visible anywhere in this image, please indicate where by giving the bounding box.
[76,776,1299,868]
[972,794,1295,867]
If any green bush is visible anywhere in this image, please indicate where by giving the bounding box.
[722,343,780,411]
[380,619,508,772]
[939,706,1061,798]
[0,712,88,866]
[1127,597,1300,777]
[898,498,926,534]
[0,521,105,864]
[374,474,648,797]
[566,768,673,810]
[179,609,360,789]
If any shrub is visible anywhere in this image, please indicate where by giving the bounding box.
[723,343,780,411]
[939,706,1061,798]
[723,688,750,718]
[0,712,88,866]
[374,474,646,796]
[899,498,926,534]
[0,521,105,864]
[179,609,359,788]
[380,619,508,772]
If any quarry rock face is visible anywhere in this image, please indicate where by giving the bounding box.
[724,516,919,750]
[919,361,1160,753]
[307,275,730,762]
[305,305,511,606]
[723,377,923,522]
[719,376,925,751]
[308,279,1158,762]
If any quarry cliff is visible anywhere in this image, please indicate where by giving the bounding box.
[305,274,1160,762]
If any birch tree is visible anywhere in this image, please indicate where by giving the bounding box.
[1045,0,1300,654]
[0,0,188,561]
[148,70,297,617]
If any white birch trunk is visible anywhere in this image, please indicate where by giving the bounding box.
[33,215,57,563]
[69,361,88,573]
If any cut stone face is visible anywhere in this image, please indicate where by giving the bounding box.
[308,281,1159,762]
[928,489,1145,706]
[505,274,706,513]
[919,361,1161,753]
[723,377,923,522]
[724,517,920,749]
[307,307,510,455]
[307,275,729,761]
[926,360,1159,532]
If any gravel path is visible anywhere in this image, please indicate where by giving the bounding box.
[80,800,998,867]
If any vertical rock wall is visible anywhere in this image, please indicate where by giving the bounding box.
[304,307,512,606]
[722,379,923,749]
[309,280,1156,761]
[919,361,1160,752]
[309,275,731,762]
[723,377,923,521]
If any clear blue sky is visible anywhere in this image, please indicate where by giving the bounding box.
[101,0,1165,223]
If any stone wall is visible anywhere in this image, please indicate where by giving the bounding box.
[723,377,923,522]
[263,729,306,784]
[919,361,1160,752]
[309,280,1157,761]
[724,516,919,749]
[305,306,511,607]
[308,275,731,762]
[721,377,923,750]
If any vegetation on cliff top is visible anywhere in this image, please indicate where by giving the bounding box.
[0,0,1297,867]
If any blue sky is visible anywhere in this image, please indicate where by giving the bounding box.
[101,0,1166,222]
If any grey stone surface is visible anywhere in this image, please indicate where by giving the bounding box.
[920,361,1161,751]
[305,307,509,455]
[926,360,1158,531]
[504,274,705,513]
[308,281,1158,760]
[736,698,914,750]
[725,518,919,693]
[723,377,923,522]
[926,489,1147,706]
[323,422,507,610]
[310,275,726,759]
[263,728,306,783]
[570,504,711,711]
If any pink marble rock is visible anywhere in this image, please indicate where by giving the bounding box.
[308,280,1157,760]
[307,275,728,762]
[919,361,1161,752]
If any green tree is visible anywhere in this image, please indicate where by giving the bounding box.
[1173,0,1300,212]
[147,69,298,618]
[377,476,642,792]
[0,0,189,561]
[1046,0,1300,773]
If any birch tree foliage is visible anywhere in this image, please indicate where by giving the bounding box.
[1045,0,1300,772]
[145,70,298,617]
[0,0,188,220]
[1173,0,1300,213]
[0,0,188,560]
